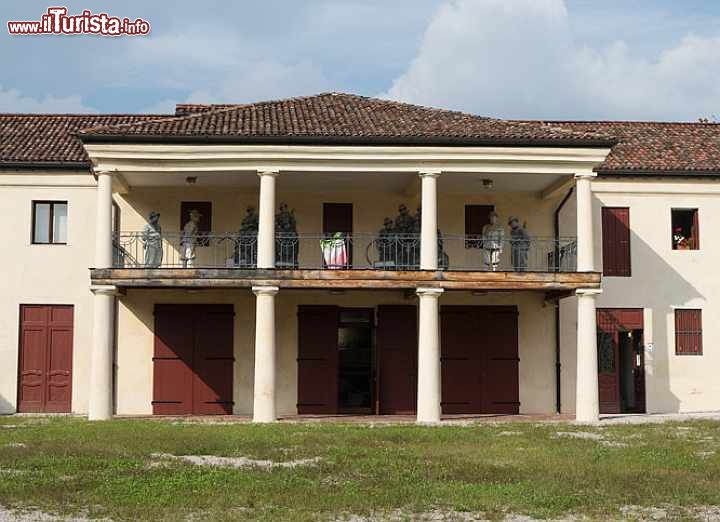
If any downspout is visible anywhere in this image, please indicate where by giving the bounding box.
[554,187,574,414]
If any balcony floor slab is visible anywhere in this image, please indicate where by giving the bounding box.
[90,268,600,292]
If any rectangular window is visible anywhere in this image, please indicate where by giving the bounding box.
[32,201,67,244]
[671,209,699,250]
[465,204,494,249]
[675,309,703,355]
[601,207,631,277]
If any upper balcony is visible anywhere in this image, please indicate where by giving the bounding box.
[85,137,608,293]
[112,231,577,272]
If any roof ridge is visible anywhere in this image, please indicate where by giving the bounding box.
[514,119,720,126]
[0,113,170,118]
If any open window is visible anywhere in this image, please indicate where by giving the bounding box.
[671,209,699,250]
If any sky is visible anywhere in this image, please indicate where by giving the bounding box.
[2,0,720,121]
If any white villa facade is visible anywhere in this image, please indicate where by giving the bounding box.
[1,94,717,422]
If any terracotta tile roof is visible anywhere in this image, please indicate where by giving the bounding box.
[532,121,720,175]
[0,113,169,169]
[3,94,720,176]
[78,93,615,147]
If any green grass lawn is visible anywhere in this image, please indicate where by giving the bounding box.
[0,417,719,521]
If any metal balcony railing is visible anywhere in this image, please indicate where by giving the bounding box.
[112,232,577,272]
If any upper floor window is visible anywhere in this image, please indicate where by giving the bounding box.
[32,201,67,244]
[675,309,702,355]
[671,209,699,250]
[601,207,631,277]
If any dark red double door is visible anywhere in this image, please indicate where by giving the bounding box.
[153,304,234,415]
[17,305,74,413]
[441,306,520,414]
[296,304,518,415]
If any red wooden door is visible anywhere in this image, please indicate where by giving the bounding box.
[377,305,417,414]
[297,306,339,414]
[480,309,520,414]
[440,306,519,415]
[193,306,235,414]
[153,304,234,415]
[441,307,481,414]
[18,305,73,413]
[597,309,644,414]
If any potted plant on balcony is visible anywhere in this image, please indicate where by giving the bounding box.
[320,232,348,269]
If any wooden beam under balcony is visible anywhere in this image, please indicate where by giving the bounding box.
[90,268,601,292]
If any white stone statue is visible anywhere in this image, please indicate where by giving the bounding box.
[180,208,201,268]
[142,211,163,268]
[482,211,505,271]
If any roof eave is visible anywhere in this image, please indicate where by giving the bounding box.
[0,161,91,171]
[78,133,617,148]
[597,169,720,178]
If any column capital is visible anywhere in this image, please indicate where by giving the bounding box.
[252,285,279,296]
[90,285,120,296]
[416,287,444,298]
[576,288,602,297]
[93,169,115,177]
[574,171,596,181]
[257,169,280,178]
[418,169,442,178]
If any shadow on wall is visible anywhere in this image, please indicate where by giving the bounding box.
[603,228,704,413]
[0,394,15,415]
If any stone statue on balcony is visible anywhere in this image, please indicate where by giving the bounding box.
[180,208,201,268]
[275,202,299,267]
[239,206,259,234]
[482,211,504,271]
[412,206,422,235]
[394,204,414,234]
[508,216,530,271]
[142,211,163,268]
[234,206,258,267]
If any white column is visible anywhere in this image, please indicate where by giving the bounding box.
[88,170,116,421]
[575,173,596,272]
[94,171,113,269]
[89,285,116,420]
[576,288,601,423]
[419,170,441,270]
[252,286,279,423]
[416,287,444,424]
[257,170,279,269]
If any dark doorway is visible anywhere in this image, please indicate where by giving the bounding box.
[323,203,353,267]
[338,309,373,413]
[153,304,234,415]
[597,309,645,414]
[18,305,73,413]
[440,306,519,414]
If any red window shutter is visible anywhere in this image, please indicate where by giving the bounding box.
[675,309,703,355]
[691,210,700,250]
[601,207,631,277]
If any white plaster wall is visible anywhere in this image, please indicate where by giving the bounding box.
[0,171,97,414]
[114,288,557,416]
[559,178,720,414]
